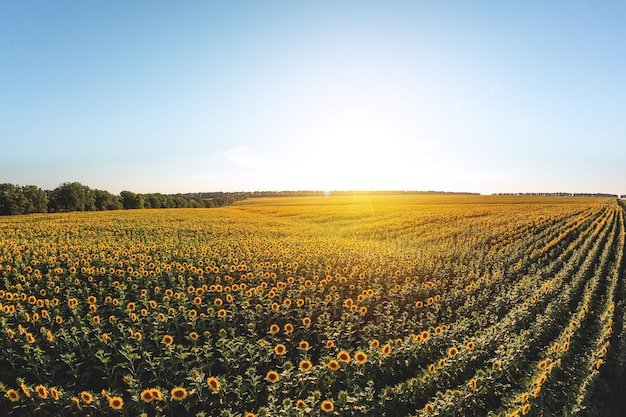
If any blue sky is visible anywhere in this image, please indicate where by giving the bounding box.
[1,1,625,195]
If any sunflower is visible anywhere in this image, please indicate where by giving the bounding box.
[71,396,82,410]
[189,332,199,341]
[354,351,368,364]
[466,341,475,350]
[424,403,434,414]
[469,378,477,391]
[140,389,154,403]
[50,386,59,400]
[438,359,446,368]
[326,340,335,349]
[448,347,459,358]
[269,324,280,335]
[21,382,31,398]
[321,399,334,412]
[337,350,350,363]
[521,403,531,415]
[274,344,287,355]
[109,396,123,409]
[381,344,392,356]
[327,359,340,371]
[149,388,163,401]
[217,309,227,318]
[80,391,93,404]
[299,360,313,372]
[521,392,529,403]
[7,389,20,402]
[284,323,294,334]
[265,370,280,383]
[35,384,48,399]
[162,335,174,346]
[171,387,188,401]
[299,340,310,351]
[536,373,547,386]
[302,317,311,326]
[207,376,220,392]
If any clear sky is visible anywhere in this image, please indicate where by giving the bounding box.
[1,1,625,195]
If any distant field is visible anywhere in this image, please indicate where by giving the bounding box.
[1,195,624,416]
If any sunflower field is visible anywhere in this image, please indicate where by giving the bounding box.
[1,195,625,416]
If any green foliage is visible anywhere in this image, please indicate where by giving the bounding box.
[0,183,248,216]
[0,196,624,416]
[0,183,48,215]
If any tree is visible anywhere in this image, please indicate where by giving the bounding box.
[144,193,166,209]
[49,182,89,212]
[21,185,48,213]
[120,191,144,209]
[0,183,29,215]
[93,189,122,210]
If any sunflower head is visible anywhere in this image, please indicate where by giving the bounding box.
[140,389,154,403]
[109,396,123,410]
[299,360,313,372]
[170,387,188,401]
[265,370,280,383]
[207,376,221,392]
[321,400,334,412]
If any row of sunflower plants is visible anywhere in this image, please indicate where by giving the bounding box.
[403,201,622,416]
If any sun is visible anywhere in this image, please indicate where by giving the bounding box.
[293,113,419,190]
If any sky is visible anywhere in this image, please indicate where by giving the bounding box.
[1,1,625,195]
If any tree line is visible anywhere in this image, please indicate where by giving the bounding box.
[0,182,249,216]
